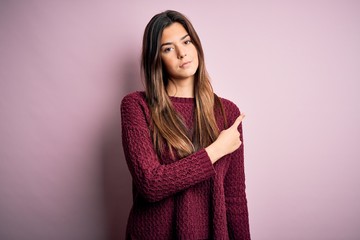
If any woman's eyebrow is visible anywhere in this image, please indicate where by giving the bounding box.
[161,34,189,48]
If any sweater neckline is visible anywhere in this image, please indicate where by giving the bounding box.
[169,95,195,104]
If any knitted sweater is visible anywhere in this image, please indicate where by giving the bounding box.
[121,91,250,240]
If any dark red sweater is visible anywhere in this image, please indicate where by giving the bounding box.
[121,91,250,239]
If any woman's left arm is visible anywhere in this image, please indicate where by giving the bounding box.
[224,115,251,239]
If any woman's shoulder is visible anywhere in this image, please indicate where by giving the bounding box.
[215,94,242,128]
[121,91,151,127]
[121,91,149,114]
[218,95,242,116]
[121,91,148,110]
[121,91,146,104]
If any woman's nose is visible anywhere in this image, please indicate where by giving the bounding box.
[177,47,187,59]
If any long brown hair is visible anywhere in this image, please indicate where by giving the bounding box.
[142,10,226,158]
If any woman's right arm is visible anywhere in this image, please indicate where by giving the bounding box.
[121,93,244,202]
[121,94,215,202]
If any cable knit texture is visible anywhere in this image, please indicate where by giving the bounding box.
[121,91,250,240]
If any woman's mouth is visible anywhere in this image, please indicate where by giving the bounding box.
[180,61,191,68]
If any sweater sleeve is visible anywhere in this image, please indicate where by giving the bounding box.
[120,93,216,203]
[224,106,251,239]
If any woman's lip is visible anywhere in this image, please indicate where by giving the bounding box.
[180,61,191,68]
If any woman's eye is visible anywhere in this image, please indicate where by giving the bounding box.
[184,40,192,44]
[163,47,172,53]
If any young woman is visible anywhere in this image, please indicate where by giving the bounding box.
[121,10,250,239]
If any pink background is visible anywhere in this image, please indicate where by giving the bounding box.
[1,1,359,239]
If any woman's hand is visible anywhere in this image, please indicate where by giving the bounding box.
[205,114,245,164]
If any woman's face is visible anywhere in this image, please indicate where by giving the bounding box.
[160,22,199,83]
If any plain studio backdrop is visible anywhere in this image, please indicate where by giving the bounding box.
[0,1,359,239]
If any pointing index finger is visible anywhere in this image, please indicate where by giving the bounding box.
[232,113,245,129]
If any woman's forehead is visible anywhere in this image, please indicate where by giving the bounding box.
[161,23,189,44]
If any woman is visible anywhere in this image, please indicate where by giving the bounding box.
[121,10,250,239]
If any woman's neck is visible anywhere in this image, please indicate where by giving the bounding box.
[166,77,194,98]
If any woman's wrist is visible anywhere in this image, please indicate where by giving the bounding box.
[205,141,225,164]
